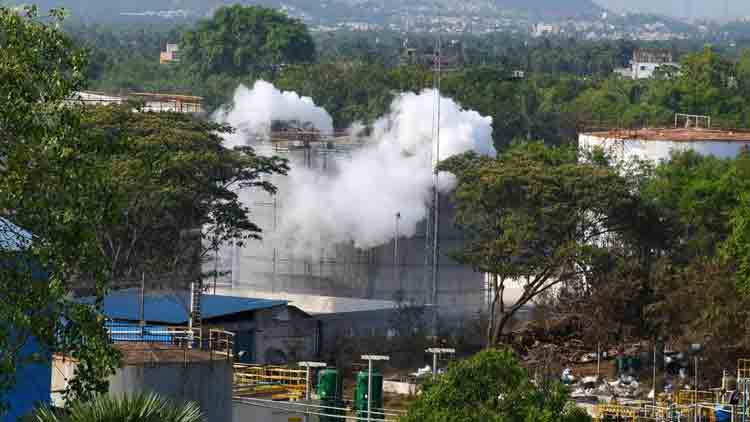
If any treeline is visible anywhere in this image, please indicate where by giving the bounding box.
[62,5,750,152]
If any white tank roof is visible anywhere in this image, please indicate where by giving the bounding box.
[580,128,750,162]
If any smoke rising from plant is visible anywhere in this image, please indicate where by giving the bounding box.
[217,81,495,251]
[215,80,334,149]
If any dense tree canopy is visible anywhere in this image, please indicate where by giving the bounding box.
[440,142,663,346]
[80,104,288,289]
[0,6,120,412]
[180,5,315,77]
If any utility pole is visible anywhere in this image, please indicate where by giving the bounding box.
[213,244,218,295]
[694,356,698,422]
[430,4,443,337]
[725,0,731,23]
[653,343,657,406]
[140,272,146,333]
[394,212,401,290]
[742,378,748,422]
[361,355,389,422]
[426,348,455,377]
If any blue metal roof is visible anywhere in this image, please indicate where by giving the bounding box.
[89,290,287,325]
[0,217,32,251]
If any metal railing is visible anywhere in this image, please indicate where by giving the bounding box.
[233,397,404,422]
[106,322,202,345]
[233,363,307,400]
[209,329,235,359]
[594,404,639,421]
[738,359,750,380]
[66,92,204,114]
[674,390,719,406]
[105,321,234,362]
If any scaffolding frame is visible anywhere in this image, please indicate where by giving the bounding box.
[675,113,711,129]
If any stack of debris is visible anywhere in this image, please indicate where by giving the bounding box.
[567,373,644,404]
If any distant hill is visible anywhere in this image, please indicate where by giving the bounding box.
[0,0,604,23]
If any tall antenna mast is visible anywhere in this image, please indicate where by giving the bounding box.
[431,6,442,333]
[725,0,730,23]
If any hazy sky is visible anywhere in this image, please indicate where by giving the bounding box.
[594,0,750,21]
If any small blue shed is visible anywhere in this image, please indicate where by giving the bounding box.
[0,218,52,422]
[87,290,319,365]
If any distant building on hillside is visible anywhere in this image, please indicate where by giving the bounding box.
[160,43,180,64]
[615,49,680,79]
[532,23,559,37]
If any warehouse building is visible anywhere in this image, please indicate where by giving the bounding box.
[87,290,321,364]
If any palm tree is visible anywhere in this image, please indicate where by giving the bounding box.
[34,393,203,422]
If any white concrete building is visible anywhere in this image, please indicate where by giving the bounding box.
[615,50,680,79]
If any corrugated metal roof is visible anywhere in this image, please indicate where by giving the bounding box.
[0,217,32,251]
[86,290,287,325]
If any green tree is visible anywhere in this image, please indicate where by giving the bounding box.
[440,143,660,346]
[676,46,736,118]
[642,151,744,260]
[400,349,590,422]
[722,194,750,292]
[79,104,288,288]
[34,393,203,422]
[274,61,396,128]
[181,5,315,77]
[0,6,120,411]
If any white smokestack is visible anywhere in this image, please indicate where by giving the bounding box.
[217,82,495,252]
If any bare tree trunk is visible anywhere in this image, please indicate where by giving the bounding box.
[494,313,514,346]
[489,275,506,347]
[486,274,499,348]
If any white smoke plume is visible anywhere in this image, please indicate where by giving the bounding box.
[217,82,495,251]
[215,80,334,149]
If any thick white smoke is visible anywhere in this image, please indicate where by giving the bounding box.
[217,82,495,251]
[282,91,495,249]
[215,80,334,149]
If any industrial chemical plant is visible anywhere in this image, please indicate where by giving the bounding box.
[210,127,488,319]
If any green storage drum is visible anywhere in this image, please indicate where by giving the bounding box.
[616,356,627,374]
[354,370,384,420]
[317,368,339,401]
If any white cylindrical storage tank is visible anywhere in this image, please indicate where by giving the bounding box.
[579,128,750,163]
[53,350,233,422]
[212,143,485,317]
[107,360,232,422]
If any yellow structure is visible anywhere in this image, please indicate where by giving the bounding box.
[738,359,750,380]
[233,364,307,400]
[674,390,718,406]
[594,404,638,421]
